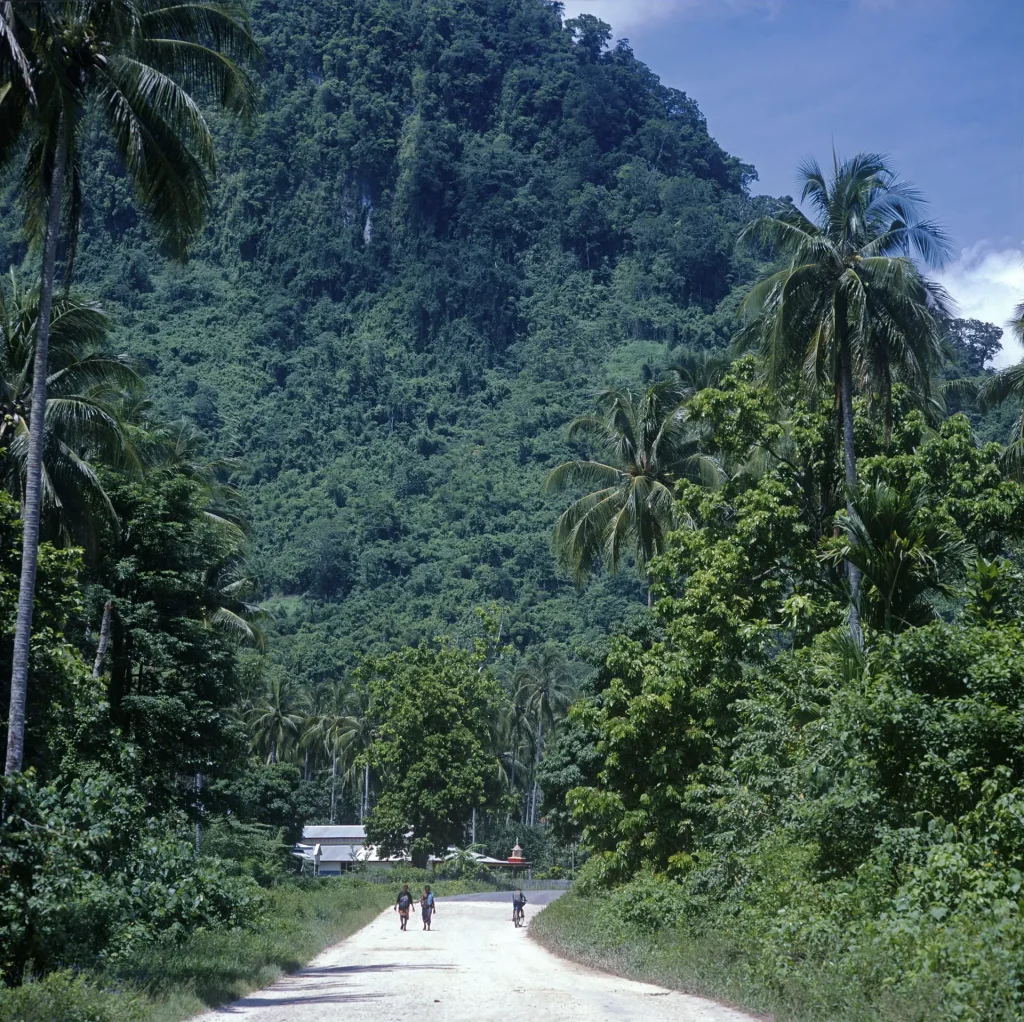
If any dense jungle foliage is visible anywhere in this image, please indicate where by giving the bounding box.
[536,366,1024,1021]
[2,1,1023,1019]
[2,0,755,996]
[0,0,769,677]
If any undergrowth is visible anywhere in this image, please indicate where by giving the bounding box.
[0,877,482,1022]
[532,891,949,1022]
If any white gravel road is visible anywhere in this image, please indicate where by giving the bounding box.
[191,894,757,1022]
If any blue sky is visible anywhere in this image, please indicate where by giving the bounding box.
[561,0,1024,362]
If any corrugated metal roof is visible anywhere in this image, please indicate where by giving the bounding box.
[293,840,407,864]
[296,845,360,863]
[302,825,367,840]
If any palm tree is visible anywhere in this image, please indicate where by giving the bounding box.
[247,674,307,765]
[545,380,718,601]
[977,306,1024,475]
[0,1,259,775]
[668,348,732,398]
[0,275,143,533]
[826,480,967,633]
[335,687,376,821]
[739,152,951,645]
[490,673,533,819]
[513,647,580,826]
[304,680,352,822]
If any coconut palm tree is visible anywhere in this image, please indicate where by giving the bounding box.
[826,480,968,633]
[0,274,143,533]
[545,380,718,600]
[513,647,581,826]
[977,305,1024,475]
[247,674,307,765]
[335,687,377,821]
[489,673,533,819]
[667,348,732,398]
[739,152,951,645]
[0,1,259,775]
[304,680,353,823]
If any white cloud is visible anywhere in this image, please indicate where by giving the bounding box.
[937,245,1024,367]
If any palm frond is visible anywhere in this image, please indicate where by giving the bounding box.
[978,362,1024,412]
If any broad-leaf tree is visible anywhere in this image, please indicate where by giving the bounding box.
[361,642,502,867]
[740,152,951,644]
[0,1,259,775]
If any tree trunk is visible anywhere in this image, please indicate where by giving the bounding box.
[304,748,310,781]
[92,600,113,678]
[530,713,544,826]
[839,338,864,649]
[362,761,369,821]
[6,128,67,776]
[194,771,205,854]
[330,752,337,824]
[509,720,518,793]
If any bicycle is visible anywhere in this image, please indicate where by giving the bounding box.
[513,904,525,927]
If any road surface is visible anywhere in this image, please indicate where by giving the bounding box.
[191,892,756,1022]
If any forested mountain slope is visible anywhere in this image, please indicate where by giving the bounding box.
[0,0,764,672]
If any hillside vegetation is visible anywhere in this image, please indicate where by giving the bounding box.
[0,0,766,675]
[3,3,1024,1020]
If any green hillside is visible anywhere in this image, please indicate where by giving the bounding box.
[0,0,765,674]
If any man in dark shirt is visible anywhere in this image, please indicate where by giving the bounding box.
[512,889,527,925]
[395,883,414,930]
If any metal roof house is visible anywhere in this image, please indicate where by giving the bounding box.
[292,824,408,875]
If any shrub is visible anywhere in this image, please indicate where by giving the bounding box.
[0,970,148,1022]
[0,772,262,983]
[608,871,685,932]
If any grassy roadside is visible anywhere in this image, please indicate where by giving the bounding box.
[530,892,939,1022]
[0,877,482,1022]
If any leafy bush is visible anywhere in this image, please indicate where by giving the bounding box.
[0,772,261,983]
[433,850,499,883]
[608,872,685,932]
[0,971,147,1022]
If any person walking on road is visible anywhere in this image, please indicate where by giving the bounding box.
[420,885,436,931]
[395,883,414,931]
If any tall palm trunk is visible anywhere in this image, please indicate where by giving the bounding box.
[5,128,67,776]
[509,717,519,794]
[194,771,204,854]
[92,600,113,678]
[530,712,544,826]
[361,761,369,821]
[838,337,864,649]
[330,751,337,824]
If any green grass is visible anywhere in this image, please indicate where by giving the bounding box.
[0,876,494,1022]
[0,878,399,1022]
[531,892,940,1022]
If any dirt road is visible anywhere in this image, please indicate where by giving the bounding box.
[191,893,756,1022]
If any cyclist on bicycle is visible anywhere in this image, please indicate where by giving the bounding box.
[512,889,527,925]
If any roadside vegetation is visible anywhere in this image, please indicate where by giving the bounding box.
[2,2,1024,1020]
[533,162,1024,1020]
